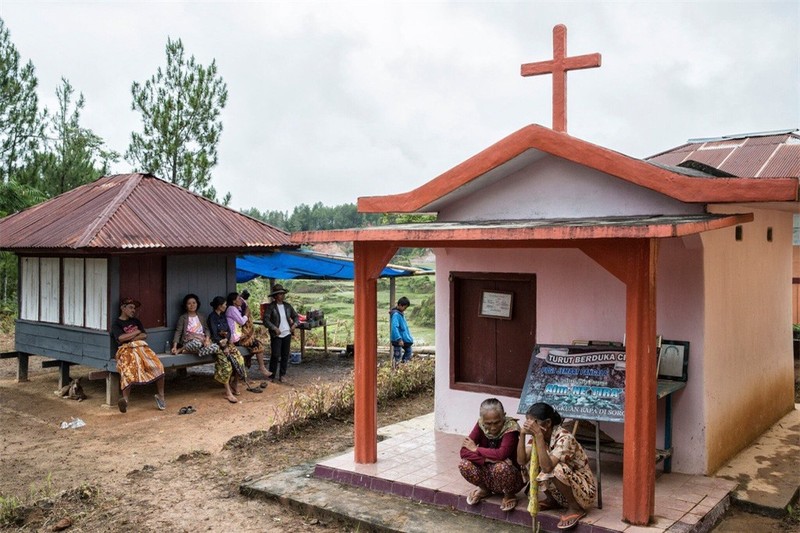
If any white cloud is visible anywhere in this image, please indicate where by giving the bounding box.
[3,1,798,211]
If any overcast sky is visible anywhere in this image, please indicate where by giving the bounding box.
[2,1,798,212]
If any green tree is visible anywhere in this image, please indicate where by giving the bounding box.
[0,18,44,184]
[31,78,119,197]
[127,37,228,201]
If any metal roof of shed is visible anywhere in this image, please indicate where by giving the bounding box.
[646,129,800,178]
[0,173,292,253]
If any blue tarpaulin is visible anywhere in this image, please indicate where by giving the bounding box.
[236,250,429,283]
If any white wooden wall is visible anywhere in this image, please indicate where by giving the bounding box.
[20,257,39,320]
[63,258,85,326]
[85,258,108,330]
[39,258,60,323]
[19,256,108,329]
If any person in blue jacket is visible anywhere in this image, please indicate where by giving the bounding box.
[389,296,414,368]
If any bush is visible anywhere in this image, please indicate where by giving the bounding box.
[268,357,434,436]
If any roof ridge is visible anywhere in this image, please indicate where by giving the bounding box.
[73,174,143,248]
[156,177,291,236]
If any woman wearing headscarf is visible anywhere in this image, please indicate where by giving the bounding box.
[459,398,524,512]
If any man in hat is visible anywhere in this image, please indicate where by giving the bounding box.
[390,296,414,368]
[264,284,298,383]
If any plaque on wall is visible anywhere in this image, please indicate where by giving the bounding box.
[479,290,513,319]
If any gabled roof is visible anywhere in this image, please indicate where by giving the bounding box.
[0,173,292,253]
[647,129,800,178]
[357,125,798,214]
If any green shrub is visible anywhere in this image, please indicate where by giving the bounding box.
[269,357,434,436]
[0,493,22,527]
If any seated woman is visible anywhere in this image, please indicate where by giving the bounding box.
[225,291,267,377]
[517,402,596,530]
[170,293,219,356]
[459,398,524,512]
[111,297,166,413]
[207,296,252,404]
[237,290,269,377]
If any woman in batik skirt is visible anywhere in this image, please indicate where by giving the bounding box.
[459,398,525,513]
[517,402,596,530]
[207,296,256,403]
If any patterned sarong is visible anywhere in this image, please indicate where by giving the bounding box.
[214,345,248,385]
[115,340,165,391]
[237,309,264,355]
[182,339,221,357]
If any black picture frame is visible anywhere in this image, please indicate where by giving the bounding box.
[478,290,513,319]
[657,340,689,382]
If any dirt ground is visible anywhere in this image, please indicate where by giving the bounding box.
[0,338,796,532]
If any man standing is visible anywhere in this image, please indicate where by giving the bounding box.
[264,284,297,383]
[390,296,414,368]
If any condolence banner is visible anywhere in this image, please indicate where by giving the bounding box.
[518,344,626,423]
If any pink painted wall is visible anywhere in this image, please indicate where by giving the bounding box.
[433,236,712,474]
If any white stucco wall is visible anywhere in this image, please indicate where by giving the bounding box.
[437,156,704,221]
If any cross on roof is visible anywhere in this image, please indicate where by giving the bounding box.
[521,24,601,133]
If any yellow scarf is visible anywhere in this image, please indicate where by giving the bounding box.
[527,436,540,518]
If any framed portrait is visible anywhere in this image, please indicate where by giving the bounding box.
[657,340,689,382]
[479,290,513,320]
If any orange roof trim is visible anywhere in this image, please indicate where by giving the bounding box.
[357,125,798,213]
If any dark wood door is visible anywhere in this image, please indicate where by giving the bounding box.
[452,273,536,393]
[119,255,166,328]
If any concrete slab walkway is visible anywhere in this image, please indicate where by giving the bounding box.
[240,409,800,532]
[714,404,800,516]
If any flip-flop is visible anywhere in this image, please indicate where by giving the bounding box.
[154,395,166,411]
[246,387,263,393]
[178,406,196,415]
[466,488,490,506]
[117,397,128,413]
[500,496,517,512]
[259,381,268,389]
[557,511,586,529]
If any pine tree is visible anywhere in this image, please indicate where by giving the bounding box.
[33,78,119,197]
[127,38,228,200]
[0,18,44,185]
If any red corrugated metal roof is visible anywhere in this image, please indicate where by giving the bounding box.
[0,173,293,252]
[647,130,800,178]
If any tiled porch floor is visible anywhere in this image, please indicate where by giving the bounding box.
[315,414,737,532]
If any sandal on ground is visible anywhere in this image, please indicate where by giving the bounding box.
[500,495,517,512]
[117,397,128,413]
[557,511,586,530]
[259,381,268,389]
[178,406,196,415]
[245,386,263,393]
[466,488,491,506]
[154,395,166,411]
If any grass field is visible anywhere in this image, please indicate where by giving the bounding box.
[241,273,436,349]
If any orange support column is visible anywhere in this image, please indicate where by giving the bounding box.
[353,241,397,463]
[622,238,658,525]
